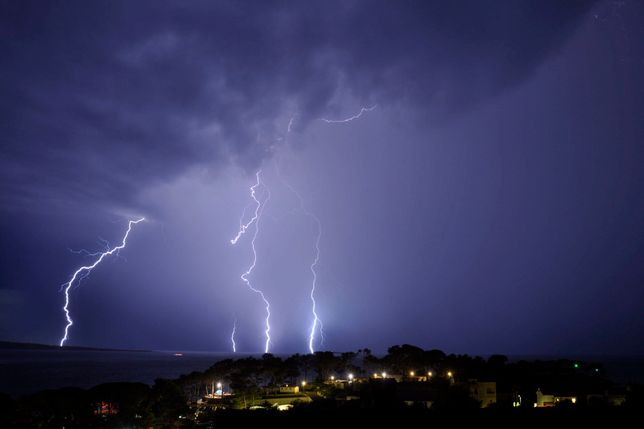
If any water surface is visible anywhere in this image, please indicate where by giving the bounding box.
[0,349,234,396]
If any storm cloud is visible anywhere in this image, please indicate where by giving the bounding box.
[3,0,642,355]
[1,0,595,210]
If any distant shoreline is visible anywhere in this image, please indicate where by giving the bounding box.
[0,340,150,353]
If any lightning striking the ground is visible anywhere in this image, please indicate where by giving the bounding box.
[230,319,237,353]
[307,215,322,353]
[298,196,323,354]
[320,105,377,123]
[230,171,272,353]
[275,161,324,353]
[224,104,373,353]
[59,217,145,347]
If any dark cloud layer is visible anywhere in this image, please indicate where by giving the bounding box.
[0,0,594,210]
[1,1,643,355]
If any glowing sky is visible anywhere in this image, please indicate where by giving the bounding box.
[1,0,643,355]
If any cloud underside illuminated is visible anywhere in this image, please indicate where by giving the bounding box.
[0,1,595,209]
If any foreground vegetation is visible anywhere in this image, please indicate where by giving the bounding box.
[2,345,642,428]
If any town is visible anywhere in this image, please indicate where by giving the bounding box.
[3,345,641,427]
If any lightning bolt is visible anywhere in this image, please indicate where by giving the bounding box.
[231,170,272,353]
[230,176,261,245]
[306,211,322,353]
[274,162,324,353]
[68,237,110,257]
[320,105,377,123]
[292,186,323,354]
[230,318,237,353]
[59,217,145,347]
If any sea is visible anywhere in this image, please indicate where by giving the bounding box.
[1,349,643,397]
[0,349,238,397]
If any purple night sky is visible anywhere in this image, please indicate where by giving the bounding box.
[1,1,643,355]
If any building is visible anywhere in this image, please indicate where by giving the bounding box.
[535,388,577,407]
[396,383,439,408]
[279,386,300,394]
[586,388,627,406]
[469,381,497,408]
[259,393,312,407]
[255,385,312,408]
[94,401,119,416]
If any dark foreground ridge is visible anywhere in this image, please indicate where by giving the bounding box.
[1,344,642,428]
[0,340,150,352]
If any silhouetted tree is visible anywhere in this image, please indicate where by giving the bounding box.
[0,393,14,427]
[488,354,508,367]
[261,353,285,385]
[312,351,339,381]
[89,382,150,425]
[283,354,302,385]
[229,365,262,408]
[143,379,188,428]
[361,348,381,375]
[338,351,358,376]
[14,387,93,427]
[385,344,425,375]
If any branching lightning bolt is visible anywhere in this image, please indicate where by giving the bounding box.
[231,179,261,245]
[59,217,145,347]
[320,105,377,123]
[231,171,272,353]
[68,237,110,257]
[223,104,373,353]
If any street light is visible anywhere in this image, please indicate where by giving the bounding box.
[381,372,387,378]
[330,375,335,381]
[447,371,453,378]
[409,371,415,377]
[348,373,354,382]
[216,382,222,397]
[427,371,433,377]
[301,381,307,387]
